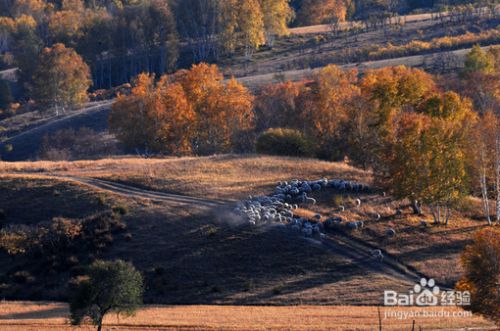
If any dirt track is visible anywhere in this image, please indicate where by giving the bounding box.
[49,174,436,290]
[236,46,493,88]
[63,175,229,207]
[0,101,112,161]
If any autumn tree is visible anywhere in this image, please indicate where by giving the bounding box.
[10,15,43,87]
[30,43,91,114]
[259,0,294,47]
[296,0,347,25]
[110,64,254,155]
[458,227,500,325]
[469,112,499,224]
[178,63,255,154]
[300,65,360,160]
[254,80,305,131]
[238,0,265,58]
[383,92,476,224]
[109,73,195,155]
[356,66,436,172]
[174,0,292,61]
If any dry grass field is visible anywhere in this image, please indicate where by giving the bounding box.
[0,155,493,307]
[0,155,369,200]
[0,302,495,331]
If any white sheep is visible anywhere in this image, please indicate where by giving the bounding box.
[305,197,316,205]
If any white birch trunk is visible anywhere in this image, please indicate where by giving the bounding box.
[496,132,500,222]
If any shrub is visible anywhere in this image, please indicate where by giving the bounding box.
[96,195,106,206]
[272,284,284,295]
[39,127,119,161]
[256,128,314,157]
[112,204,128,216]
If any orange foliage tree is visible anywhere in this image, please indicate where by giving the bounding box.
[296,0,347,25]
[254,80,305,131]
[178,63,255,155]
[109,73,195,155]
[30,43,91,114]
[458,227,500,325]
[300,65,360,159]
[110,64,254,155]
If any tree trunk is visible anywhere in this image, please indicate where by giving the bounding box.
[496,133,500,222]
[411,200,421,215]
[444,205,450,225]
[480,168,492,225]
[480,147,492,225]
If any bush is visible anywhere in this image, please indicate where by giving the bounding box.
[112,204,128,216]
[256,128,314,157]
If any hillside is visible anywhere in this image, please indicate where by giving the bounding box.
[0,101,113,161]
[0,155,491,306]
[221,14,499,78]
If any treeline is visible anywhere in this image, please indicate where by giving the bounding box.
[110,46,499,225]
[0,0,492,91]
[290,0,497,25]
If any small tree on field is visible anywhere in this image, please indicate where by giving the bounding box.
[457,227,500,325]
[70,260,143,331]
[463,45,495,76]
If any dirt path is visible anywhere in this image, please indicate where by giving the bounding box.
[320,232,445,289]
[0,101,113,161]
[59,175,229,207]
[236,46,494,88]
[2,100,112,143]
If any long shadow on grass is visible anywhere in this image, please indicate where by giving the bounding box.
[0,306,67,320]
[105,206,391,305]
[395,239,473,263]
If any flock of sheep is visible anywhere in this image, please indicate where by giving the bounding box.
[234,178,398,239]
[234,178,386,233]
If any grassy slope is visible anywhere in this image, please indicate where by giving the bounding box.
[0,155,492,306]
[0,102,113,161]
[0,175,110,225]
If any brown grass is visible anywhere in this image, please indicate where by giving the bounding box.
[301,188,493,286]
[0,155,370,200]
[0,174,113,225]
[0,301,494,331]
[0,155,493,306]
